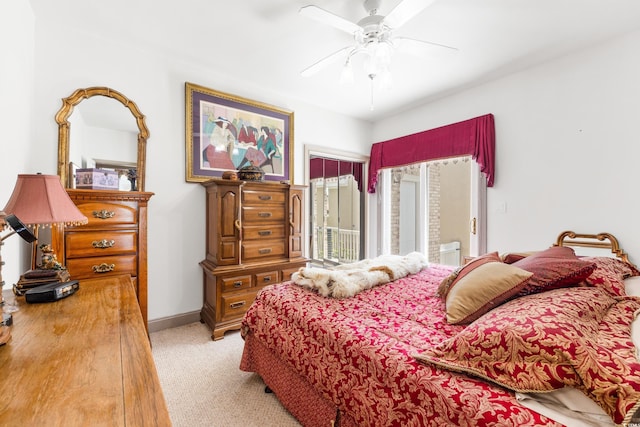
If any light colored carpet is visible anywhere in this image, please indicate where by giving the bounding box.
[150,322,301,427]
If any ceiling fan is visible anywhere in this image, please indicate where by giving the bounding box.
[299,0,457,81]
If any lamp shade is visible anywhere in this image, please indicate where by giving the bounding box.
[3,174,88,226]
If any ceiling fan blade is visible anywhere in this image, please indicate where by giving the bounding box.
[301,46,353,77]
[393,37,458,56]
[384,0,437,28]
[299,5,361,34]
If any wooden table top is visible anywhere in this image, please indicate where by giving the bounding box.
[0,275,171,426]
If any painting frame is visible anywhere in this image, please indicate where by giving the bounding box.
[185,82,294,183]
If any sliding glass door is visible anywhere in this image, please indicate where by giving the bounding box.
[309,156,365,267]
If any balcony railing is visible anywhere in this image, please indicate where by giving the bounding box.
[312,226,360,264]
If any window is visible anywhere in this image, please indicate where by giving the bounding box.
[378,156,485,265]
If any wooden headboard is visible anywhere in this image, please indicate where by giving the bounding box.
[554,231,630,265]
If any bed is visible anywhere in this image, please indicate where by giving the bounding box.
[240,232,640,426]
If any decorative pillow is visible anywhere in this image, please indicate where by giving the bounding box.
[436,267,461,299]
[500,251,536,264]
[436,252,501,298]
[443,261,532,324]
[582,256,640,297]
[415,286,640,425]
[511,246,596,296]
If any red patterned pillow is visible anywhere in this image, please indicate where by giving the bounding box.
[582,256,640,296]
[511,246,596,296]
[415,286,640,425]
[437,252,501,298]
[500,251,536,264]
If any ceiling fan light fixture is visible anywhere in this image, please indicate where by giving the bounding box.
[364,40,393,77]
[300,0,453,108]
[374,40,393,65]
[378,67,393,90]
[340,59,355,85]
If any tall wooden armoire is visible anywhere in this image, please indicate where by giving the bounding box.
[200,179,307,340]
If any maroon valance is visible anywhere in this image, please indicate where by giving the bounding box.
[367,114,495,193]
[310,157,364,192]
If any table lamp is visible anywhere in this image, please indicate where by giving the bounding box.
[2,174,88,280]
[1,213,37,287]
[0,213,37,327]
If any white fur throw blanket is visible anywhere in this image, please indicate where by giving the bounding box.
[291,252,429,298]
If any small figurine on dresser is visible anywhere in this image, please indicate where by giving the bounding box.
[221,170,238,181]
[127,169,137,191]
[38,244,65,270]
[13,244,70,296]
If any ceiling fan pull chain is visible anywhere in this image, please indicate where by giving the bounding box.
[370,74,375,111]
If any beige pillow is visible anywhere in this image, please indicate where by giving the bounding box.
[445,262,533,324]
[437,252,501,298]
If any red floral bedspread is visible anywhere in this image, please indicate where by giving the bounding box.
[415,286,640,425]
[241,265,562,426]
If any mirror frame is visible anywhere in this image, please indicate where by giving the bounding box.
[56,87,149,191]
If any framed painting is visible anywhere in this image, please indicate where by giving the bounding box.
[185,82,294,183]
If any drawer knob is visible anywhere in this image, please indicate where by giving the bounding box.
[258,212,272,218]
[93,210,115,219]
[258,195,272,201]
[92,263,115,273]
[262,276,272,282]
[229,301,246,309]
[258,230,272,236]
[258,248,272,255]
[92,239,115,249]
[233,281,243,288]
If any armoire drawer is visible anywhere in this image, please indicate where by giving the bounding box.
[242,190,285,205]
[242,206,285,223]
[254,270,280,287]
[220,289,259,321]
[220,275,252,293]
[242,240,286,261]
[66,254,137,280]
[282,265,303,282]
[65,231,137,258]
[242,225,285,241]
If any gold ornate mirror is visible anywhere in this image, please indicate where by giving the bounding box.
[56,87,149,191]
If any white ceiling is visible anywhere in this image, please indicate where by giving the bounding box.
[29,0,640,122]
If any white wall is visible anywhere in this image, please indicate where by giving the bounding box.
[26,22,371,321]
[0,1,35,288]
[69,109,137,169]
[372,29,640,264]
[6,8,640,322]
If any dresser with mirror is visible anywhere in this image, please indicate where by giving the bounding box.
[52,87,153,329]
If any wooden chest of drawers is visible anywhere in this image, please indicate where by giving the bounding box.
[200,179,306,340]
[52,189,153,329]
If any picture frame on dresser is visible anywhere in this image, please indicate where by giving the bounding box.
[185,82,294,183]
